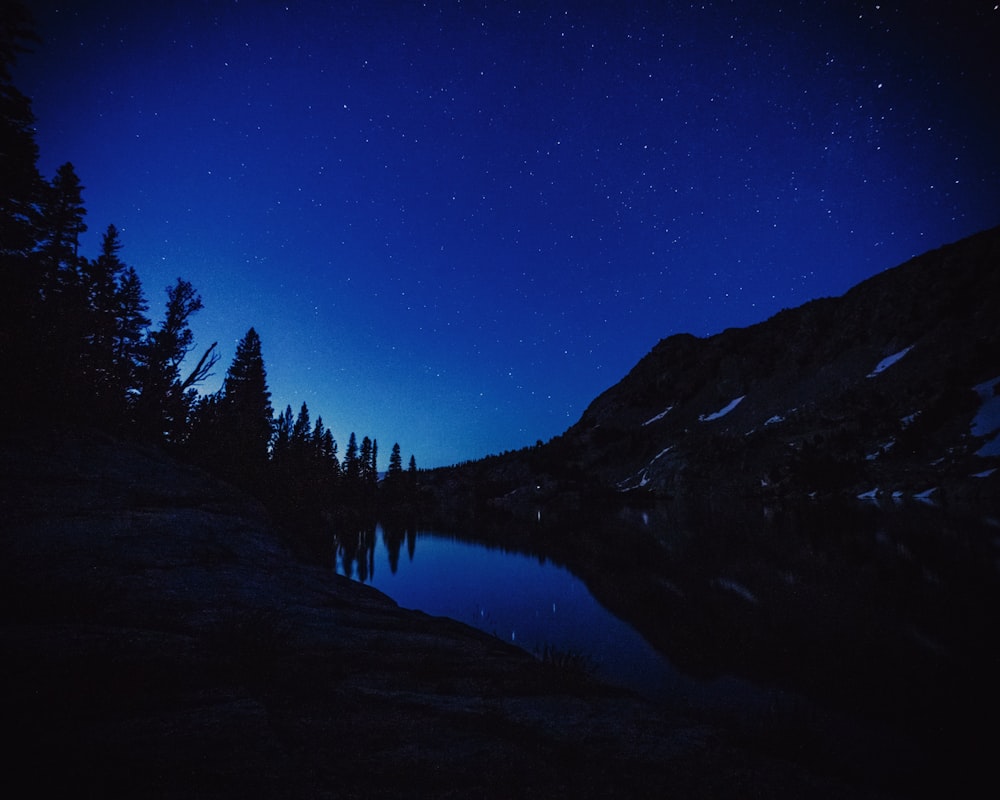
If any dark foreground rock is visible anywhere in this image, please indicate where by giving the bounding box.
[2,432,904,798]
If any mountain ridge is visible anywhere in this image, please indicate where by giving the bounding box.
[427,225,1000,510]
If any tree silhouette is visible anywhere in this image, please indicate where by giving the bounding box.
[0,2,42,263]
[291,401,311,452]
[38,162,86,295]
[114,265,150,421]
[271,403,294,462]
[388,442,403,477]
[135,278,214,442]
[342,431,361,501]
[0,1,43,421]
[359,436,372,476]
[211,327,273,489]
[78,225,136,422]
[312,416,340,499]
[360,436,380,506]
[383,442,404,505]
[28,162,90,417]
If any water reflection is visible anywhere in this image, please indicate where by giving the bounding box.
[334,520,679,700]
[333,498,1000,740]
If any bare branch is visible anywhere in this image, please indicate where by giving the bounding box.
[179,341,219,393]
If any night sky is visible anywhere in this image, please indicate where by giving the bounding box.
[16,1,1000,467]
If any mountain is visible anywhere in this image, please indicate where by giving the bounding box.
[427,225,1000,510]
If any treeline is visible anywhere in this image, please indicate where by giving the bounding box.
[0,7,420,555]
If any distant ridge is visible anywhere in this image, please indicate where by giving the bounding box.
[429,225,1000,508]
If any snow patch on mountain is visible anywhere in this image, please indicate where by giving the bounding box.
[712,578,758,604]
[617,468,649,491]
[866,440,895,461]
[971,376,1000,457]
[650,446,672,463]
[699,395,744,422]
[867,345,913,378]
[642,405,673,426]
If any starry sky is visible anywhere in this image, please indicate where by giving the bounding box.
[16,1,1000,467]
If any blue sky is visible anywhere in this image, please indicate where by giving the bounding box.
[17,0,1000,466]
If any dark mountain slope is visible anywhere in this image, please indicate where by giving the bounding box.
[430,225,1000,507]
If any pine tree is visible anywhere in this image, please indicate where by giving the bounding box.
[312,416,339,495]
[114,265,149,419]
[359,435,373,491]
[0,3,43,263]
[388,443,403,477]
[291,402,311,454]
[271,404,294,462]
[343,431,360,495]
[135,278,210,442]
[217,327,272,489]
[80,225,127,419]
[38,162,87,295]
[407,454,418,492]
[311,416,326,463]
[27,162,90,418]
[383,442,404,506]
[0,3,43,421]
[321,428,338,474]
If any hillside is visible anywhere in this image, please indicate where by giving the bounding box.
[428,225,1000,509]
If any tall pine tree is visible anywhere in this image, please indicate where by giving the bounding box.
[383,442,404,505]
[0,3,45,420]
[114,265,149,421]
[0,2,43,264]
[217,327,272,489]
[29,162,89,418]
[271,403,295,464]
[342,431,360,499]
[78,225,128,420]
[38,162,86,297]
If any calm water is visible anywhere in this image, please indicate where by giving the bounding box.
[332,500,1000,730]
[334,525,734,702]
[331,503,1000,790]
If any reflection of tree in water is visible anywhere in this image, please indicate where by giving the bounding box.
[382,522,407,574]
[336,522,419,581]
[335,524,377,582]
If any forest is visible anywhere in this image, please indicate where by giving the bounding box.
[0,7,419,555]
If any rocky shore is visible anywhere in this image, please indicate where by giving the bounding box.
[2,431,904,797]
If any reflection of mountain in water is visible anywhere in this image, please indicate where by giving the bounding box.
[592,500,998,728]
[366,498,999,745]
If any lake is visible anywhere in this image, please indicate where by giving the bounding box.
[331,499,1000,790]
[333,521,786,712]
[331,498,1000,732]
